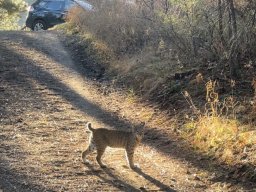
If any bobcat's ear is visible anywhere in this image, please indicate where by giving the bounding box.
[139,122,145,131]
[140,122,146,127]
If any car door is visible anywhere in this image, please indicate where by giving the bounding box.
[43,0,65,27]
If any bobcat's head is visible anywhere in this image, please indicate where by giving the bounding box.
[135,122,145,142]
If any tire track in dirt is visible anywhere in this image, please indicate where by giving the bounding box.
[0,31,254,192]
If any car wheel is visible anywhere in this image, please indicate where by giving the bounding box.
[33,20,47,31]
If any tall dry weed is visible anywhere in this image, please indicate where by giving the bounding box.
[67,1,153,55]
[183,80,242,158]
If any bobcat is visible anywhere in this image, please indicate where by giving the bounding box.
[82,122,145,169]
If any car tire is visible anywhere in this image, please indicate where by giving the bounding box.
[32,20,47,31]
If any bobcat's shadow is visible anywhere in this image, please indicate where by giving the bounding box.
[84,162,141,192]
[133,167,176,192]
[84,161,175,192]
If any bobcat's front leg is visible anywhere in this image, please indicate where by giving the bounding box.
[126,149,136,169]
[96,147,107,168]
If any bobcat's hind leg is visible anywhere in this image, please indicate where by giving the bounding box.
[82,142,96,163]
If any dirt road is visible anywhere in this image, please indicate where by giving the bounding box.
[0,31,255,192]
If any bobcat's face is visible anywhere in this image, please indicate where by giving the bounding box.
[135,134,143,143]
[134,122,145,142]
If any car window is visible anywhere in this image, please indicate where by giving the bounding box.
[45,1,64,11]
[64,0,77,11]
[37,1,47,8]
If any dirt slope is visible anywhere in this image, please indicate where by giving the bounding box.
[0,31,255,192]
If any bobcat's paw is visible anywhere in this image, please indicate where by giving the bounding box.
[100,164,107,168]
[130,164,140,170]
[82,159,91,164]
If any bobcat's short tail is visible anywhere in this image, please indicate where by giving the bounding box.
[86,122,94,132]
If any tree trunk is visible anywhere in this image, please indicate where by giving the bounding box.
[228,0,237,36]
[227,0,240,78]
[150,0,154,12]
[218,0,226,47]
[163,0,169,14]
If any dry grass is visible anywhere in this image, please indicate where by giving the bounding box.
[65,1,190,95]
[67,3,151,55]
[59,22,182,97]
[183,80,256,166]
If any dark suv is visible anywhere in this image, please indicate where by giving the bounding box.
[26,0,91,31]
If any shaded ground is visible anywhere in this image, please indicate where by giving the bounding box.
[0,31,255,192]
